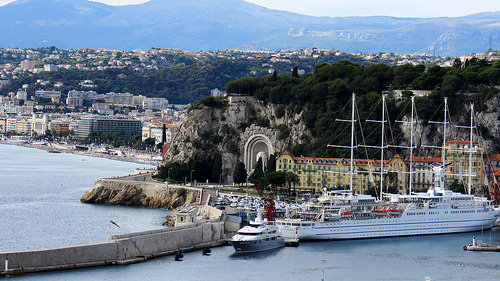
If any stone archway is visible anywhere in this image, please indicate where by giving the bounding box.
[244,134,275,175]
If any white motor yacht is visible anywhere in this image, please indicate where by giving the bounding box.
[230,209,285,253]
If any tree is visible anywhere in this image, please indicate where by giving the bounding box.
[449,179,465,194]
[271,70,278,81]
[453,58,462,69]
[265,171,287,194]
[292,66,299,77]
[233,162,247,185]
[248,158,265,183]
[266,153,276,173]
[211,153,222,183]
[285,171,300,198]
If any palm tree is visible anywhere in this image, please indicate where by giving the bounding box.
[285,171,300,198]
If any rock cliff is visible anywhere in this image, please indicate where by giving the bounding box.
[81,179,200,209]
[162,96,309,182]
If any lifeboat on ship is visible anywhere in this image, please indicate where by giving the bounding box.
[341,210,353,218]
[371,209,387,217]
[387,208,403,216]
[387,208,403,215]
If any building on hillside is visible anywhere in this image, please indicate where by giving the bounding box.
[103,92,134,106]
[20,60,36,70]
[276,151,408,193]
[211,88,226,97]
[66,96,84,107]
[407,156,441,191]
[44,64,58,72]
[35,90,61,99]
[16,90,27,101]
[67,90,100,101]
[143,97,169,111]
[443,140,484,187]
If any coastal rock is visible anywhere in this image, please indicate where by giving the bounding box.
[162,96,309,182]
[81,179,201,209]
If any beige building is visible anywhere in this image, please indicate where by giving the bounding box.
[15,118,31,134]
[444,140,484,187]
[48,120,71,136]
[276,151,408,193]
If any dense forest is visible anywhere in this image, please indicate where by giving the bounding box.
[226,59,500,159]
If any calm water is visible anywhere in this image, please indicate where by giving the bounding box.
[1,144,499,281]
[0,144,167,252]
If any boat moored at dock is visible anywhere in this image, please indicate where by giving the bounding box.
[231,209,285,253]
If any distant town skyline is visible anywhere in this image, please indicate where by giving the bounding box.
[0,0,499,18]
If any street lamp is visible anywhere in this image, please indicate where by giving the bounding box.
[190,170,194,183]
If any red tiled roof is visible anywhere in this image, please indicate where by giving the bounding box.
[446,140,480,145]
[408,156,441,163]
[287,155,394,167]
[485,154,500,161]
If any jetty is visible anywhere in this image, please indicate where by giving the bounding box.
[0,203,239,276]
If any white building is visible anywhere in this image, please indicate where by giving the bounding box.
[35,90,61,99]
[408,156,441,191]
[143,97,169,111]
[104,92,134,106]
[44,64,58,72]
[32,113,49,136]
[16,90,27,101]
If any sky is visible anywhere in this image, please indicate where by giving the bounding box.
[0,0,499,18]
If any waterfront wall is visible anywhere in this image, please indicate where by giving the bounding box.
[80,178,201,209]
[0,220,226,275]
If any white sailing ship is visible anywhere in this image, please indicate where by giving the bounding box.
[275,95,498,240]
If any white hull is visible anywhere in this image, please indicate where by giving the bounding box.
[277,210,498,240]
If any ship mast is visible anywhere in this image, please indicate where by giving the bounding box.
[328,93,357,193]
[468,103,474,195]
[393,96,417,194]
[425,97,449,189]
[456,103,476,195]
[362,94,388,200]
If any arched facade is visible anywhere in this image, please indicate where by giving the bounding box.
[243,134,275,175]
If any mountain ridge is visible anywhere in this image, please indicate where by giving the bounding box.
[1,0,499,55]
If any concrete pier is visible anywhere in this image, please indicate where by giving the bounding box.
[0,219,226,276]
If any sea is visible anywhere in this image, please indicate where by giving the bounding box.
[1,144,499,281]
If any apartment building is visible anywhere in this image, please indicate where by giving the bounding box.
[276,151,408,193]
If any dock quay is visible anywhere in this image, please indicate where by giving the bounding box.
[1,209,229,276]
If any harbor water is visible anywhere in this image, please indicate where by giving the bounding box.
[1,144,499,280]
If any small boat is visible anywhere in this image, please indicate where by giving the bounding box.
[230,209,285,254]
[463,236,500,252]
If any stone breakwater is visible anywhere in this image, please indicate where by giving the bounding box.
[80,179,201,209]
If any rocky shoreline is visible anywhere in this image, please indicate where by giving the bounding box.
[80,178,201,210]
